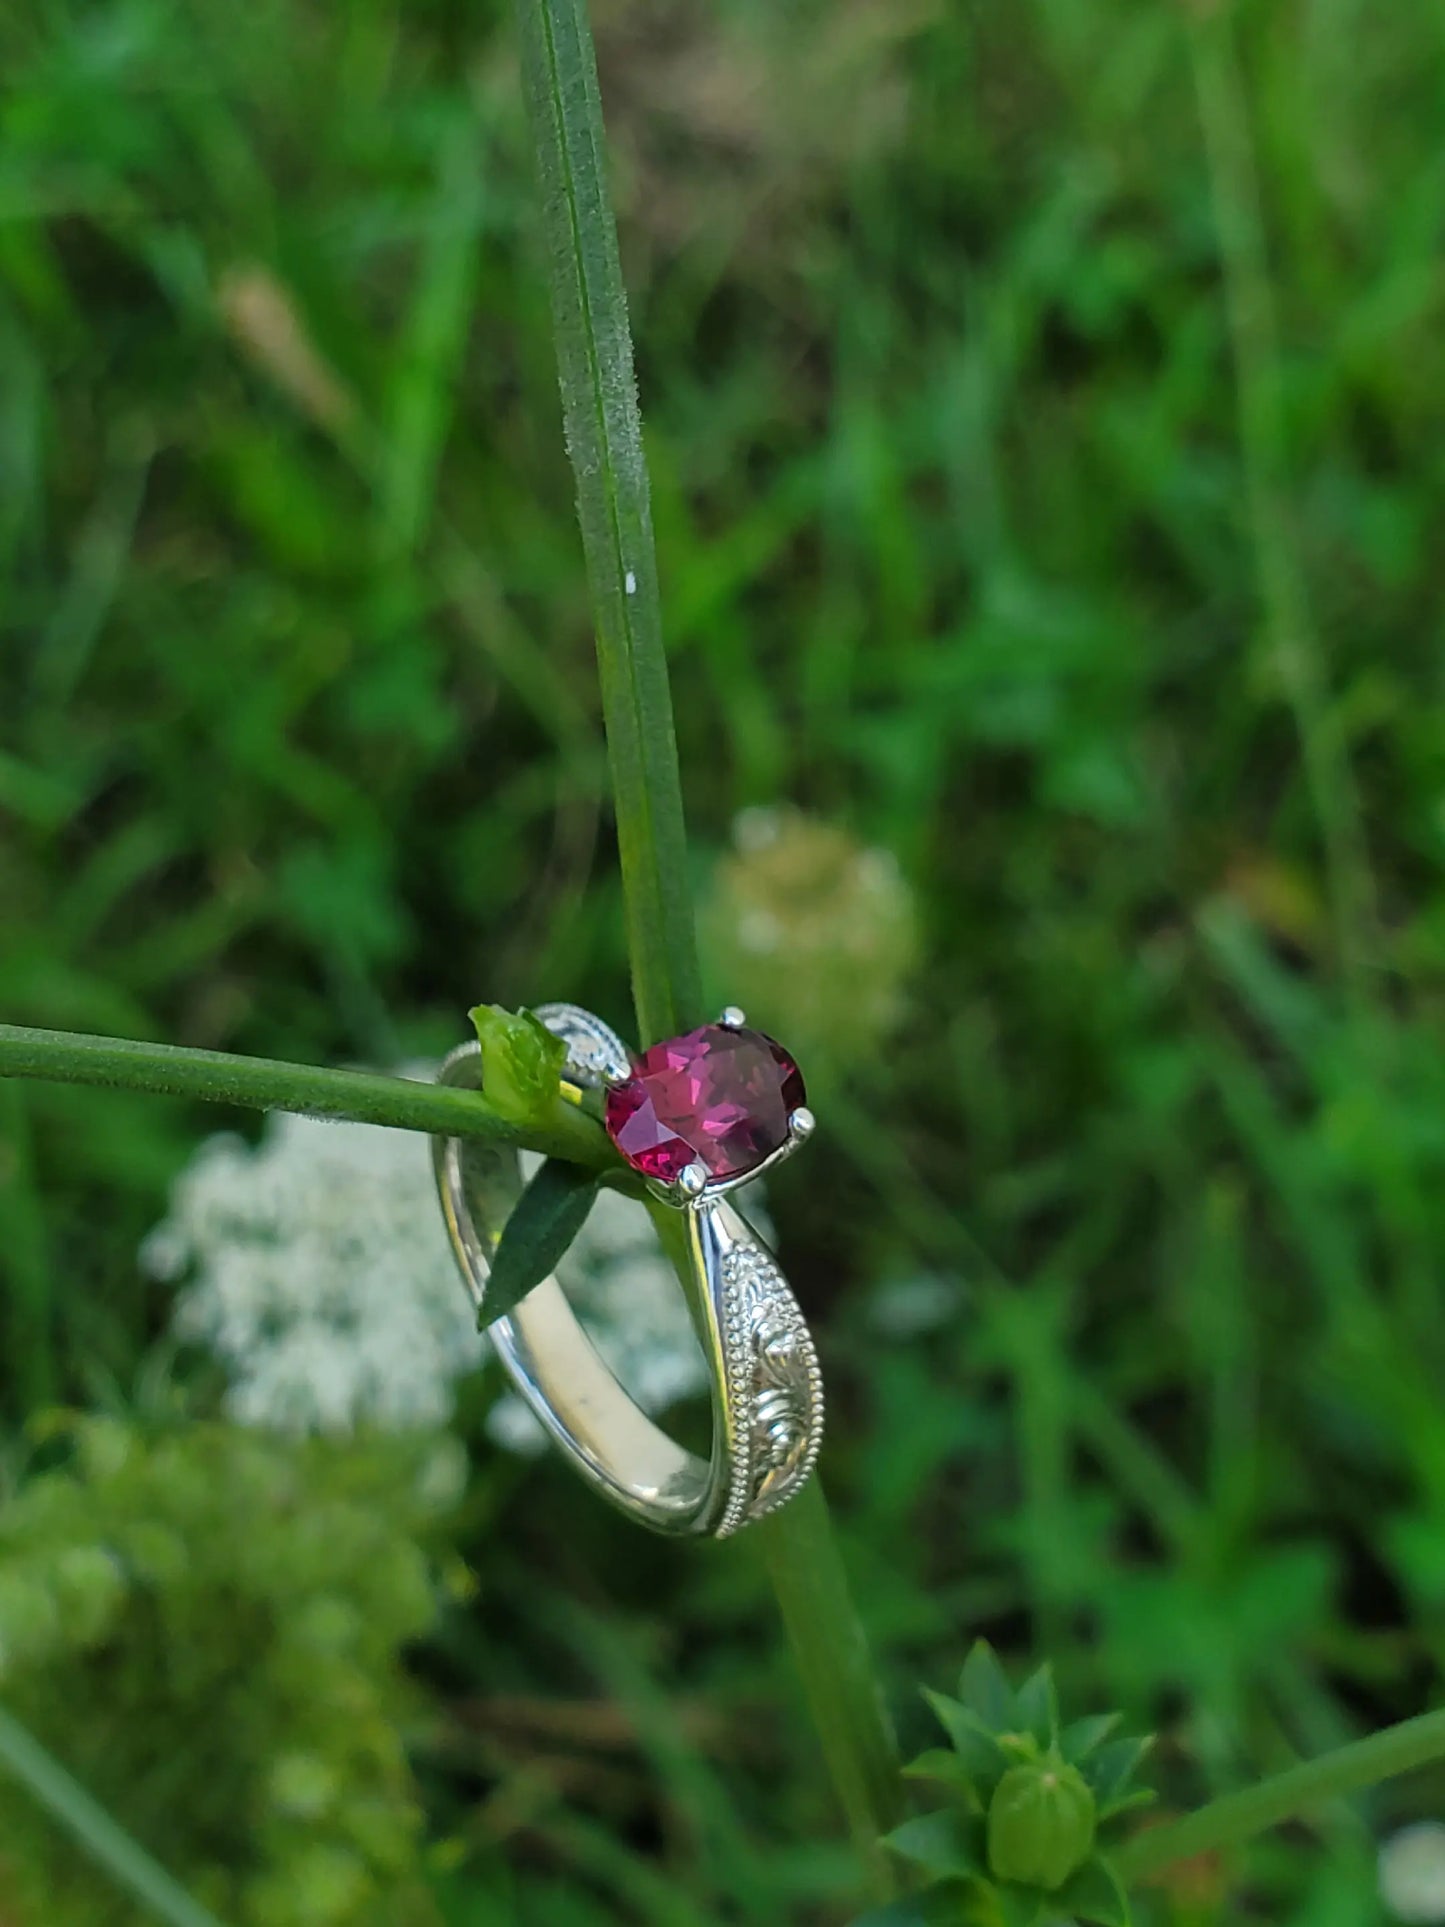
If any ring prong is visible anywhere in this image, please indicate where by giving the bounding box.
[718,1005,747,1030]
[600,1057,632,1089]
[677,1161,709,1199]
[789,1106,816,1142]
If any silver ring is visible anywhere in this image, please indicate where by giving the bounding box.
[431,1003,823,1537]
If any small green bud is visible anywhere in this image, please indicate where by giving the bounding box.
[268,1751,338,1820]
[987,1756,1096,1892]
[121,1522,188,1586]
[51,1545,127,1645]
[289,1595,364,1655]
[74,1415,133,1483]
[469,1004,568,1125]
[0,1573,59,1668]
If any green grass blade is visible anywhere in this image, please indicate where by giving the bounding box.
[0,1704,227,1927]
[1185,3,1377,1006]
[512,0,903,1896]
[513,0,700,1045]
[0,1081,56,1408]
[375,105,486,561]
[480,1157,600,1328]
[1118,1704,1445,1882]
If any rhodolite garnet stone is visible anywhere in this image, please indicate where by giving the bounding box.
[604,1024,806,1184]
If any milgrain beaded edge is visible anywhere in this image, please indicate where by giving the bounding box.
[715,1244,824,1537]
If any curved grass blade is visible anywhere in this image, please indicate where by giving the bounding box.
[0,1705,226,1927]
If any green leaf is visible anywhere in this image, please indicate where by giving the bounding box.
[481,1157,599,1328]
[959,1641,1016,1732]
[1096,1786,1157,1824]
[1014,1665,1059,1750]
[903,1748,982,1799]
[923,1689,1011,1786]
[1084,1736,1154,1807]
[1053,1855,1131,1926]
[1060,1714,1122,1766]
[469,1004,568,1126]
[852,1893,970,1927]
[883,1811,984,1881]
[513,0,701,1043]
[993,1883,1045,1927]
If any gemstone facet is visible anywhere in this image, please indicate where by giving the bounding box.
[604,1024,806,1184]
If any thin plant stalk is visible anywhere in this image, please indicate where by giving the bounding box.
[0,1705,226,1927]
[511,0,903,1891]
[756,1486,903,1899]
[0,1024,611,1168]
[1120,1704,1445,1882]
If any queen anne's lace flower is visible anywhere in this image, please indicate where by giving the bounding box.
[145,1107,480,1434]
[145,1084,715,1447]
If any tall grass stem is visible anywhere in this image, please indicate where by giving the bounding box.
[0,1706,227,1927]
[512,0,903,1888]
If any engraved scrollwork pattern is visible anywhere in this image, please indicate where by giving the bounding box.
[716,1244,823,1536]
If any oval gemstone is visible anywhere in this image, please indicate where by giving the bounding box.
[604,1024,806,1183]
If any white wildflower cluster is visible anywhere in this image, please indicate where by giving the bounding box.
[144,1083,715,1451]
[144,1105,480,1434]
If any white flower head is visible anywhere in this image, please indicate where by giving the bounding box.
[147,1077,727,1452]
[1381,1823,1445,1923]
[149,1101,480,1434]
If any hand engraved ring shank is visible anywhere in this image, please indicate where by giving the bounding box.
[431,1003,823,1537]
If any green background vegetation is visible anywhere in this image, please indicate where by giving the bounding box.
[3,0,1445,1919]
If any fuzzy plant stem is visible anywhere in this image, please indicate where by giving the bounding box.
[0,1706,226,1927]
[511,0,903,1894]
[1120,1705,1445,1882]
[0,1024,611,1167]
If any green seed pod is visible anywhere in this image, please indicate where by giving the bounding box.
[986,1757,1096,1892]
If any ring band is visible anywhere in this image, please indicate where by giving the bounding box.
[431,1002,823,1536]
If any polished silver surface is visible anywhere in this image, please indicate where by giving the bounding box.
[431,1003,823,1536]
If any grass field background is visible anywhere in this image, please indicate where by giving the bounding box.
[3,0,1445,1920]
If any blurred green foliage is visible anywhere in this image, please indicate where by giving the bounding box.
[2,0,1445,1920]
[0,1418,453,1924]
